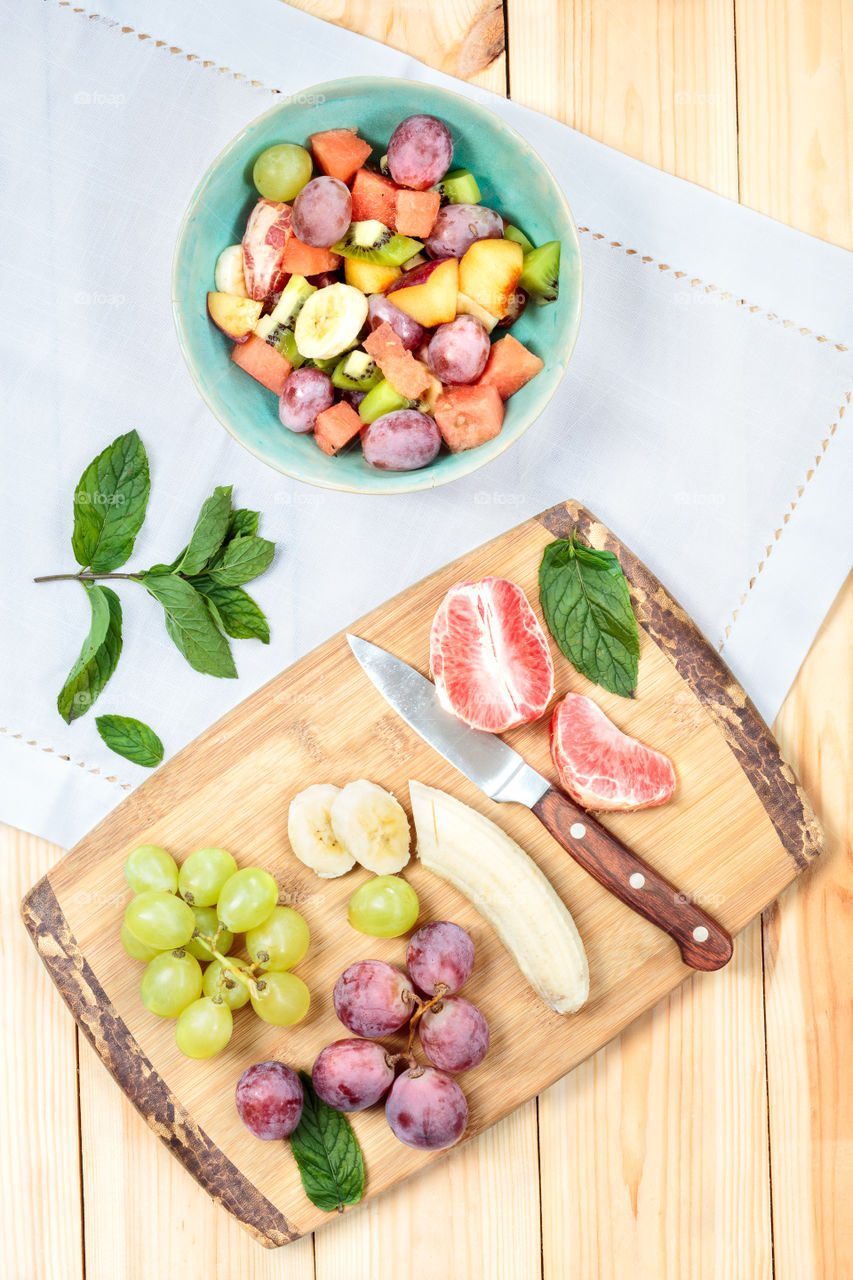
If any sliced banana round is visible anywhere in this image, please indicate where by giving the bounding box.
[331,779,411,875]
[288,783,356,878]
[293,283,368,360]
[214,244,248,297]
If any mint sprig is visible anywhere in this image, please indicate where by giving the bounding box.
[95,715,164,768]
[539,534,639,697]
[37,431,277,729]
[289,1072,365,1213]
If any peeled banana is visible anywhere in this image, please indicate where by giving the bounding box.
[409,781,589,1015]
[214,244,248,298]
[287,783,356,879]
[330,780,411,875]
[293,283,368,360]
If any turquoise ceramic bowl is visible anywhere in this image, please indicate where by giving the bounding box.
[172,77,582,494]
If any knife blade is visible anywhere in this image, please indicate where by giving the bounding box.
[347,633,733,972]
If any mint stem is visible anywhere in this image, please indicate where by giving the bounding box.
[34,571,142,583]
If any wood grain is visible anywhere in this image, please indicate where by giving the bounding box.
[4,3,851,1276]
[0,828,84,1280]
[736,6,853,1276]
[281,0,507,94]
[509,5,774,1278]
[20,501,817,1244]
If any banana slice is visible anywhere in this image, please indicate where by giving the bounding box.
[288,784,356,879]
[330,780,411,874]
[214,244,248,298]
[293,283,368,360]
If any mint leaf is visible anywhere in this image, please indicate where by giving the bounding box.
[95,714,164,767]
[142,574,237,678]
[57,584,123,722]
[539,535,639,697]
[191,578,270,643]
[227,508,259,540]
[177,485,233,575]
[72,430,150,572]
[205,535,275,587]
[289,1072,364,1213]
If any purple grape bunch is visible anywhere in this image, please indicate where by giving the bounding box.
[311,921,489,1152]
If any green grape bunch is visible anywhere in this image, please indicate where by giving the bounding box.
[120,844,311,1060]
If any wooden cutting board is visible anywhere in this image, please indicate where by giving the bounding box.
[21,500,821,1247]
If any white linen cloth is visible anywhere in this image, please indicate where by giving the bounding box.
[1,0,851,849]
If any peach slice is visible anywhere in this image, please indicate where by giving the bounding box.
[386,257,459,326]
[344,259,402,294]
[458,238,524,319]
[455,291,498,332]
[207,292,263,342]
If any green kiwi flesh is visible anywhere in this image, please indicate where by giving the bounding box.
[519,241,561,305]
[503,224,535,254]
[332,349,382,391]
[433,169,481,205]
[332,220,424,266]
[357,378,412,423]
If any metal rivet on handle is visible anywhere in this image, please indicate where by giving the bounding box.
[570,823,586,839]
[693,925,709,943]
[629,872,645,889]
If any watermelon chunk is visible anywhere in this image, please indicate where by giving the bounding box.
[550,694,677,812]
[281,235,342,276]
[350,168,400,227]
[310,128,373,184]
[314,400,363,455]
[476,333,544,400]
[231,334,292,394]
[433,384,504,452]
[395,190,441,238]
[363,322,430,399]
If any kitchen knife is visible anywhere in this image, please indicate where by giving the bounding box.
[347,634,733,972]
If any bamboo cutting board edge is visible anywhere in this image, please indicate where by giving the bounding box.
[20,500,822,1247]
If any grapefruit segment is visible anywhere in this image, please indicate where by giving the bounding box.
[550,694,676,811]
[430,577,555,732]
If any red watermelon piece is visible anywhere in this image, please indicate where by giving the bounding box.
[476,333,544,400]
[310,128,373,184]
[350,168,400,227]
[550,694,677,812]
[430,577,555,732]
[230,334,292,394]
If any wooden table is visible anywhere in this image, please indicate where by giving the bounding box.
[3,3,850,1276]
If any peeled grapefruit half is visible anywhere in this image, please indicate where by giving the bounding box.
[550,694,676,811]
[430,577,555,732]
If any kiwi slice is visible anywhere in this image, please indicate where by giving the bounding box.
[272,327,305,368]
[256,275,317,358]
[332,220,424,267]
[332,349,382,391]
[519,240,561,305]
[503,224,535,254]
[358,378,412,423]
[433,168,481,205]
[304,355,338,375]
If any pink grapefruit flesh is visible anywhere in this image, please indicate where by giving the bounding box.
[430,577,555,732]
[550,693,676,811]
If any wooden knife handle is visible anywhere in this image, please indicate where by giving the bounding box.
[531,787,733,971]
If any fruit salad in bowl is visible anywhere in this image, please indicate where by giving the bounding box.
[173,77,582,493]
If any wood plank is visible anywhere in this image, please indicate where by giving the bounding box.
[766,578,853,1279]
[538,920,772,1280]
[736,2,853,1274]
[507,5,778,1276]
[507,0,738,194]
[735,0,853,247]
[22,501,817,1247]
[77,1034,315,1279]
[315,1102,541,1280]
[282,0,507,94]
[0,826,84,1280]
